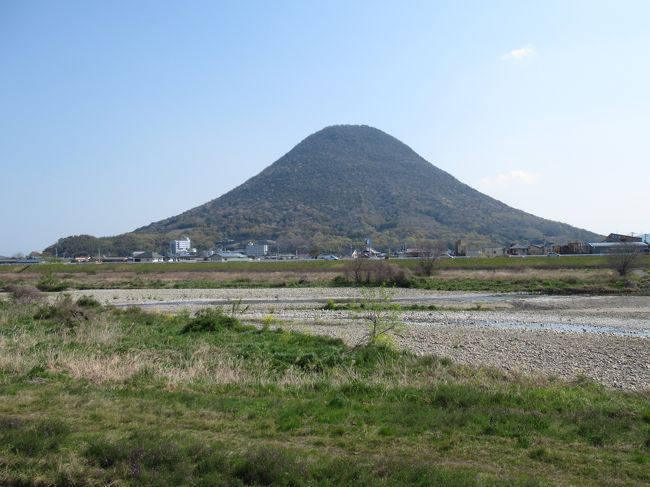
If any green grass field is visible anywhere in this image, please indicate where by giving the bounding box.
[2,255,648,295]
[6,254,649,274]
[1,296,649,485]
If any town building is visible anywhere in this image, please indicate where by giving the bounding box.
[246,242,268,259]
[209,251,251,262]
[507,244,529,256]
[588,242,649,254]
[454,240,467,257]
[132,251,164,263]
[169,236,192,256]
[604,233,642,243]
[482,247,504,258]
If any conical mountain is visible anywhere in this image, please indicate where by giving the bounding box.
[134,124,598,251]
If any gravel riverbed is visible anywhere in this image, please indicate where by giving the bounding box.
[52,288,650,391]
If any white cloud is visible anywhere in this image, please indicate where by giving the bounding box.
[477,170,541,189]
[501,45,535,61]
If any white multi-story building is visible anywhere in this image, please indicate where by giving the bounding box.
[170,236,191,256]
[246,242,268,258]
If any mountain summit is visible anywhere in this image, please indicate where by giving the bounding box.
[134,124,597,251]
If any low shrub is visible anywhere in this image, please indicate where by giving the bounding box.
[343,260,413,287]
[331,275,351,286]
[77,295,102,308]
[36,273,68,292]
[115,305,160,326]
[180,308,244,334]
[34,294,94,327]
[4,284,44,303]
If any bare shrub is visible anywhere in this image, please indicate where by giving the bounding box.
[415,240,448,277]
[4,284,44,304]
[344,260,412,286]
[606,243,645,277]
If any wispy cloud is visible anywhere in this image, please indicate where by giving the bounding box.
[501,45,535,61]
[477,170,541,189]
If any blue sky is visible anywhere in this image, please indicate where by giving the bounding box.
[1,1,649,255]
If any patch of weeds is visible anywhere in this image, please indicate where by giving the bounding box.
[84,432,189,483]
[34,294,94,327]
[180,308,247,334]
[123,277,167,289]
[262,314,275,329]
[430,383,486,409]
[76,295,102,308]
[328,394,350,409]
[352,343,402,371]
[234,328,351,372]
[36,270,68,292]
[232,446,305,485]
[402,303,440,311]
[528,446,563,466]
[439,357,453,367]
[574,411,621,447]
[115,305,159,325]
[331,275,351,286]
[25,365,58,382]
[0,418,70,456]
[3,284,44,303]
[228,298,250,318]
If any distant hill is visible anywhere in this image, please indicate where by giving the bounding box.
[45,125,600,255]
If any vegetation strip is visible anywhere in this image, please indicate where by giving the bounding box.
[1,255,649,295]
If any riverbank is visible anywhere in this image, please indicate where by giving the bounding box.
[25,288,650,391]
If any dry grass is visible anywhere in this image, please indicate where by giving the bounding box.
[159,344,257,386]
[1,269,341,289]
[436,268,614,280]
[65,314,123,346]
[0,326,464,389]
[41,345,253,386]
[46,350,146,383]
[3,284,44,304]
[0,332,43,375]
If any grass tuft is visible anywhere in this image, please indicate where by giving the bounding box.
[180,308,247,334]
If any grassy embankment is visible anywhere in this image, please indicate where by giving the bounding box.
[1,294,649,485]
[1,256,649,294]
